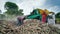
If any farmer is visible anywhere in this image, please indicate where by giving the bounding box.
[17,16,25,26]
[48,12,55,25]
[41,11,47,24]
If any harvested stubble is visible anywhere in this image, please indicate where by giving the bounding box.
[0,19,60,34]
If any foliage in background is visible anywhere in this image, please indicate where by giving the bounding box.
[55,12,60,24]
[4,2,24,16]
[0,10,2,14]
[0,14,6,20]
[55,12,60,18]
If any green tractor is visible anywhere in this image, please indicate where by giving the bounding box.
[25,9,42,20]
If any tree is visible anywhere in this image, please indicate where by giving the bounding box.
[55,12,60,18]
[18,9,24,15]
[0,10,2,14]
[4,2,24,15]
[4,2,18,10]
[0,14,6,20]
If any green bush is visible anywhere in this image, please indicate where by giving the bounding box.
[56,18,60,24]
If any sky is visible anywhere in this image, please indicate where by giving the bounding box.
[0,0,60,15]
